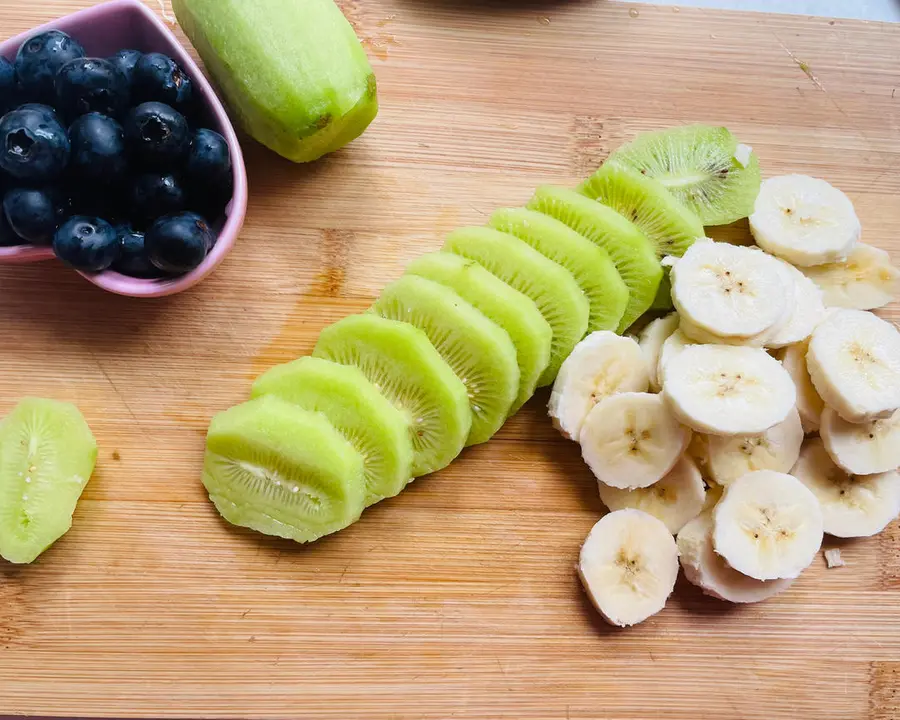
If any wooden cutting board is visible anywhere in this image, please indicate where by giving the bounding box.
[1,1,899,718]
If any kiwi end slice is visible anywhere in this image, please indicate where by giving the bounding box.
[608,125,761,226]
[579,162,705,259]
[489,207,628,335]
[0,398,97,564]
[405,252,551,414]
[442,226,589,386]
[252,357,413,506]
[372,274,520,446]
[313,314,471,476]
[527,186,662,332]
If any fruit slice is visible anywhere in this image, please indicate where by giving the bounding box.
[202,396,365,543]
[777,340,824,434]
[749,175,860,267]
[713,470,823,580]
[0,398,97,564]
[579,162,705,259]
[405,252,551,413]
[663,344,796,435]
[527,185,662,331]
[608,125,762,226]
[677,514,794,604]
[638,312,679,392]
[578,509,679,627]
[792,438,900,538]
[820,407,900,476]
[764,259,827,349]
[806,309,900,423]
[580,392,691,490]
[314,314,470,476]
[597,454,706,534]
[489,207,628,333]
[443,227,589,385]
[656,328,695,388]
[549,332,649,441]
[799,243,900,310]
[251,357,413,506]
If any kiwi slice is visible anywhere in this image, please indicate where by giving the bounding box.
[252,357,413,506]
[608,125,761,226]
[443,227,590,386]
[372,274,520,446]
[651,269,674,311]
[488,208,628,334]
[579,162,705,259]
[203,396,365,543]
[0,398,97,564]
[527,186,662,332]
[405,252,551,414]
[313,314,470,476]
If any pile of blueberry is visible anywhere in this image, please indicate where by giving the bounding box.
[0,30,233,278]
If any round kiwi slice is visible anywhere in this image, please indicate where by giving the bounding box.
[489,207,628,334]
[442,226,590,386]
[313,314,470,476]
[252,357,413,506]
[405,252,551,414]
[203,396,366,543]
[527,185,663,332]
[579,162,705,259]
[608,125,761,226]
[0,398,97,564]
[372,274,520,446]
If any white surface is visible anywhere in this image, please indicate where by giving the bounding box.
[626,0,900,22]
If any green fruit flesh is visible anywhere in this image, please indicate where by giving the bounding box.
[372,275,520,446]
[442,227,590,386]
[405,252,551,414]
[172,0,378,163]
[609,125,761,226]
[489,207,628,334]
[651,269,674,311]
[0,398,97,564]
[252,357,413,506]
[313,314,470,476]
[527,186,662,332]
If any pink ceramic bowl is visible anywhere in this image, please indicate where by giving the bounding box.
[0,0,247,297]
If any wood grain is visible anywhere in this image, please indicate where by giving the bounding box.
[1,1,899,718]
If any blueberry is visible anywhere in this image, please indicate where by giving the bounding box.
[18,103,59,122]
[68,112,127,180]
[2,187,64,245]
[124,102,189,170]
[111,225,160,278]
[55,57,129,119]
[186,128,231,180]
[145,211,213,274]
[0,57,18,113]
[0,106,69,181]
[53,215,119,271]
[0,209,19,246]
[130,172,186,222]
[15,30,85,103]
[107,49,142,87]
[133,53,193,109]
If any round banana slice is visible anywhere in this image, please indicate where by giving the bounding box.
[549,332,650,441]
[820,407,900,476]
[686,432,710,475]
[800,243,900,311]
[713,470,823,581]
[677,514,794,604]
[671,241,788,338]
[638,313,679,392]
[777,340,824,434]
[657,329,695,388]
[578,509,679,627]
[678,314,770,347]
[597,454,706,533]
[807,309,900,423]
[701,480,725,513]
[707,407,803,487]
[791,438,900,538]
[765,260,827,349]
[580,392,691,490]
[749,174,860,267]
[662,344,797,436]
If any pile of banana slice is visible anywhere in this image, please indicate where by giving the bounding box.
[555,174,900,627]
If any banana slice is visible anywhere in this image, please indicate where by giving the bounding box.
[549,332,650,441]
[678,314,770,347]
[578,509,679,627]
[701,480,724,513]
[791,438,900,538]
[657,329,695,388]
[765,260,827,349]
[713,470,824,580]
[807,309,900,423]
[671,241,789,338]
[580,392,691,490]
[677,514,794,604]
[597,454,706,533]
[800,243,900,310]
[749,175,860,267]
[686,432,710,475]
[663,344,796,436]
[706,407,803,486]
[777,340,824,433]
[638,313,679,392]
[820,407,900,477]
